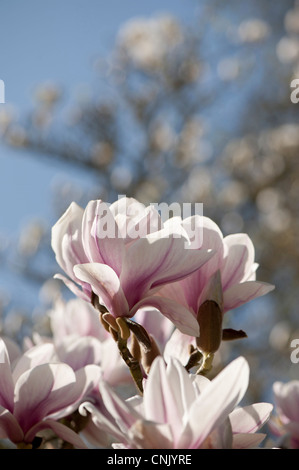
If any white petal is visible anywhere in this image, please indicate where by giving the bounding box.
[229,403,273,434]
[0,338,15,412]
[222,234,255,289]
[132,296,199,336]
[181,356,249,448]
[223,281,275,312]
[74,263,129,317]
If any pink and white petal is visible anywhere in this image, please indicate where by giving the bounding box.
[164,329,196,367]
[55,335,103,371]
[245,262,259,281]
[1,336,22,364]
[0,406,24,443]
[128,420,174,449]
[48,364,103,420]
[82,200,125,275]
[109,197,149,236]
[100,338,131,386]
[12,343,59,383]
[223,281,275,312]
[97,381,140,436]
[232,432,267,449]
[132,296,199,336]
[50,298,106,342]
[229,403,273,434]
[125,205,162,241]
[121,234,214,307]
[74,263,129,318]
[54,273,91,301]
[0,338,15,412]
[14,363,78,433]
[79,400,131,444]
[183,215,224,269]
[222,234,255,289]
[134,308,174,349]
[273,380,299,423]
[24,418,88,448]
[143,357,191,435]
[181,356,249,449]
[51,202,86,276]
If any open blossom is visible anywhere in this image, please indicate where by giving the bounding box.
[157,215,274,354]
[0,338,101,448]
[50,298,131,387]
[51,197,214,335]
[79,356,272,449]
[269,380,299,448]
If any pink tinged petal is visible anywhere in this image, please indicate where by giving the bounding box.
[134,308,174,350]
[229,403,273,434]
[143,357,196,446]
[246,262,259,281]
[109,197,156,241]
[50,298,106,343]
[12,343,59,383]
[0,338,15,412]
[163,329,196,370]
[74,263,129,317]
[1,336,22,364]
[51,202,87,279]
[24,418,88,448]
[190,374,211,394]
[100,338,131,386]
[232,432,267,449]
[128,420,174,449]
[56,335,103,371]
[14,363,79,433]
[48,365,103,420]
[183,215,224,270]
[200,418,233,449]
[223,281,275,312]
[98,380,140,433]
[132,296,199,336]
[273,380,299,422]
[80,415,112,448]
[79,401,131,445]
[222,234,255,290]
[180,356,249,449]
[53,273,91,301]
[125,206,162,241]
[121,233,214,307]
[0,406,24,443]
[82,200,125,275]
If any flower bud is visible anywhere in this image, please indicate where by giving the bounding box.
[196,300,223,354]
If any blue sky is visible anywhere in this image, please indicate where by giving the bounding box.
[0,0,201,311]
[0,0,199,237]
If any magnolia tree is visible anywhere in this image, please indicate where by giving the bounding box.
[1,3,299,451]
[1,194,297,450]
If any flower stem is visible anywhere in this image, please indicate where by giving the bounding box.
[117,336,144,395]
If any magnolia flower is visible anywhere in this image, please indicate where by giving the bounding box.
[51,197,214,335]
[79,356,272,449]
[49,297,107,343]
[0,338,101,448]
[157,215,274,358]
[269,380,299,448]
[30,298,131,388]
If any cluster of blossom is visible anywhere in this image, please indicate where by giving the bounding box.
[0,196,297,449]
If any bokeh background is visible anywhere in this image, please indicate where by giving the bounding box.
[1,0,299,412]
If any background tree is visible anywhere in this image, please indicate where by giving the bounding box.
[0,0,298,405]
